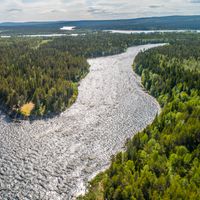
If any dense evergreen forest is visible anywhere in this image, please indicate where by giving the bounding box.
[80,40,200,199]
[0,38,89,117]
[0,32,182,118]
[43,32,168,57]
[35,32,200,58]
[0,32,200,119]
[0,29,200,198]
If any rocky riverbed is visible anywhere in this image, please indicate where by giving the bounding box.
[0,44,162,199]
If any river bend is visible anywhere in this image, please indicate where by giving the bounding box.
[0,44,162,199]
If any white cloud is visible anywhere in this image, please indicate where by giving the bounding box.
[0,0,200,22]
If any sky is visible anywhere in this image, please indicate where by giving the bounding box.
[1,0,200,22]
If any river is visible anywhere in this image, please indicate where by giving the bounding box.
[0,44,162,199]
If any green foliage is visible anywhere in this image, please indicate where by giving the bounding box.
[0,32,168,118]
[0,38,89,117]
[43,32,168,58]
[2,32,200,118]
[82,39,200,199]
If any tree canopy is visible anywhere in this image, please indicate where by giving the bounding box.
[80,38,200,200]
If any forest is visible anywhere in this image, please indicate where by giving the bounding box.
[0,28,199,199]
[80,39,200,199]
[0,37,89,117]
[0,32,180,118]
[1,32,200,119]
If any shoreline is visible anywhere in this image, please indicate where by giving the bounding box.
[75,44,164,198]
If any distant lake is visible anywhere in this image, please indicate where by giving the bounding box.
[60,26,76,30]
[1,29,200,38]
[0,33,85,38]
[21,34,67,37]
[0,35,11,38]
[105,30,200,34]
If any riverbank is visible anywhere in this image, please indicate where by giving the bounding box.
[80,41,200,200]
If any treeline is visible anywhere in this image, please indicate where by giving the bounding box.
[80,41,200,199]
[42,32,170,57]
[42,32,200,58]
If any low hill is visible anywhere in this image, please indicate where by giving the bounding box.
[1,16,200,35]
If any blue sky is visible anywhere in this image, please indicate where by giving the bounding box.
[1,0,200,22]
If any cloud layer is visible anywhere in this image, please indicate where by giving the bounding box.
[1,0,200,22]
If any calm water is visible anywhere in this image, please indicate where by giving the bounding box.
[105,30,200,34]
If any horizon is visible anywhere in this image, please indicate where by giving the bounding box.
[1,14,200,24]
[1,0,200,22]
